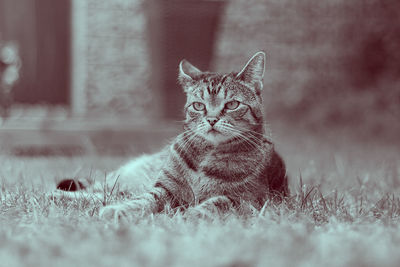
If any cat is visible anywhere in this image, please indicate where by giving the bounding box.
[56,51,289,222]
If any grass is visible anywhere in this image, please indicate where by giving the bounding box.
[0,131,400,267]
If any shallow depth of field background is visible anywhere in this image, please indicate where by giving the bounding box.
[1,0,399,138]
[0,0,400,267]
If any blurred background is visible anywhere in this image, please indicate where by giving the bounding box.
[0,0,399,158]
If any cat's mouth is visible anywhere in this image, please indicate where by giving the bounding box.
[205,128,230,144]
[207,129,221,135]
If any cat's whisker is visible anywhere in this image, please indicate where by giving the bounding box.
[232,128,264,147]
[180,125,211,152]
[176,124,207,153]
[230,124,266,139]
[235,134,264,154]
[221,125,264,153]
[228,123,265,136]
[183,131,201,151]
[176,136,192,151]
[176,130,197,153]
[223,129,259,150]
[227,125,269,145]
[184,134,199,152]
[175,128,197,151]
[186,124,208,147]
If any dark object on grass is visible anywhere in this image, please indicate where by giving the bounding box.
[56,179,86,191]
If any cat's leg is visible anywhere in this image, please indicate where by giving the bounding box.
[99,186,169,224]
[185,196,234,218]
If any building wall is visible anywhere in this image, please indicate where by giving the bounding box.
[77,0,399,131]
[214,0,400,127]
[83,0,155,121]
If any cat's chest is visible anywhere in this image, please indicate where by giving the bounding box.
[198,149,258,174]
[187,172,221,202]
[187,153,246,198]
[198,149,233,167]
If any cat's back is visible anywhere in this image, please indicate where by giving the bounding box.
[108,149,168,194]
[258,141,289,197]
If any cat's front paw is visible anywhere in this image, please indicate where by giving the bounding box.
[99,199,150,224]
[99,204,130,224]
[184,206,213,220]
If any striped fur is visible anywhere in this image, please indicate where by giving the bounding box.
[58,52,289,223]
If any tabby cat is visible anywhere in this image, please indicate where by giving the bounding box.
[57,52,289,222]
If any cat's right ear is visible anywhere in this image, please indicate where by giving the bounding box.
[178,59,202,88]
[236,51,266,92]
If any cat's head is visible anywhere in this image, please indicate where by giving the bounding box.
[178,52,266,145]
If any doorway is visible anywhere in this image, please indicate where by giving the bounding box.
[0,0,70,105]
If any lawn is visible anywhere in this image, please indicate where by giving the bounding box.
[0,128,399,267]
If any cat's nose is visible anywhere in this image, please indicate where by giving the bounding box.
[206,117,219,126]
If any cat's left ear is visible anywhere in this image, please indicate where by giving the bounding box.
[236,51,265,91]
[178,59,202,86]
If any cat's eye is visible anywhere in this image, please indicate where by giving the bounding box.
[193,102,206,111]
[225,100,240,110]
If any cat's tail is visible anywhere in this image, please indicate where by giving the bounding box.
[56,178,87,191]
[50,173,120,203]
[52,152,166,201]
[51,169,121,203]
